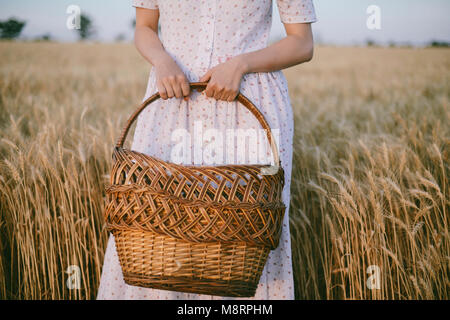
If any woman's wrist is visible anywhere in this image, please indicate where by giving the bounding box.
[233,54,251,75]
[148,50,171,66]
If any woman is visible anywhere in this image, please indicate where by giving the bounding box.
[97,0,317,300]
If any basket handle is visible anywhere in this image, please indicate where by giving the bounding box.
[115,81,281,167]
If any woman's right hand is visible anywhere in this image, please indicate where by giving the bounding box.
[153,53,190,100]
[133,8,190,100]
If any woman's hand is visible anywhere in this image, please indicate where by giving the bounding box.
[199,55,249,102]
[134,8,190,101]
[154,53,190,100]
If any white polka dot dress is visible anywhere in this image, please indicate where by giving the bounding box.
[97,0,317,300]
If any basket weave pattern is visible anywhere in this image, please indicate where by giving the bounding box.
[105,148,285,248]
[114,230,269,297]
[104,82,286,297]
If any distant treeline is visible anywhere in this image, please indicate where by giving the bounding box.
[0,15,97,41]
[428,40,450,48]
[1,16,449,48]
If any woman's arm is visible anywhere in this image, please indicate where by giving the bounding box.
[241,23,314,72]
[200,23,314,101]
[134,8,190,100]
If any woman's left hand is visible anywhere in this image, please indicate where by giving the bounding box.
[199,55,248,102]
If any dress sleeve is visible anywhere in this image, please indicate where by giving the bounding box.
[276,0,317,23]
[132,0,158,9]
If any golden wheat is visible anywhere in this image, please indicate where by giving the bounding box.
[0,42,448,299]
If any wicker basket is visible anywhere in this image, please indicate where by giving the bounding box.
[104,82,286,297]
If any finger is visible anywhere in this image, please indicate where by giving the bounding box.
[180,78,190,98]
[217,90,228,101]
[199,69,212,83]
[157,81,168,100]
[213,87,224,100]
[221,88,234,101]
[204,83,215,98]
[223,92,232,102]
[163,78,175,98]
[172,80,183,99]
[226,90,238,102]
[167,75,181,98]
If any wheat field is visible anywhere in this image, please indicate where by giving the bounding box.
[0,42,448,300]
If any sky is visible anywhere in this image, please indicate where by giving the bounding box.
[0,0,449,46]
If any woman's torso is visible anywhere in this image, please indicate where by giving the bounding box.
[157,0,274,76]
